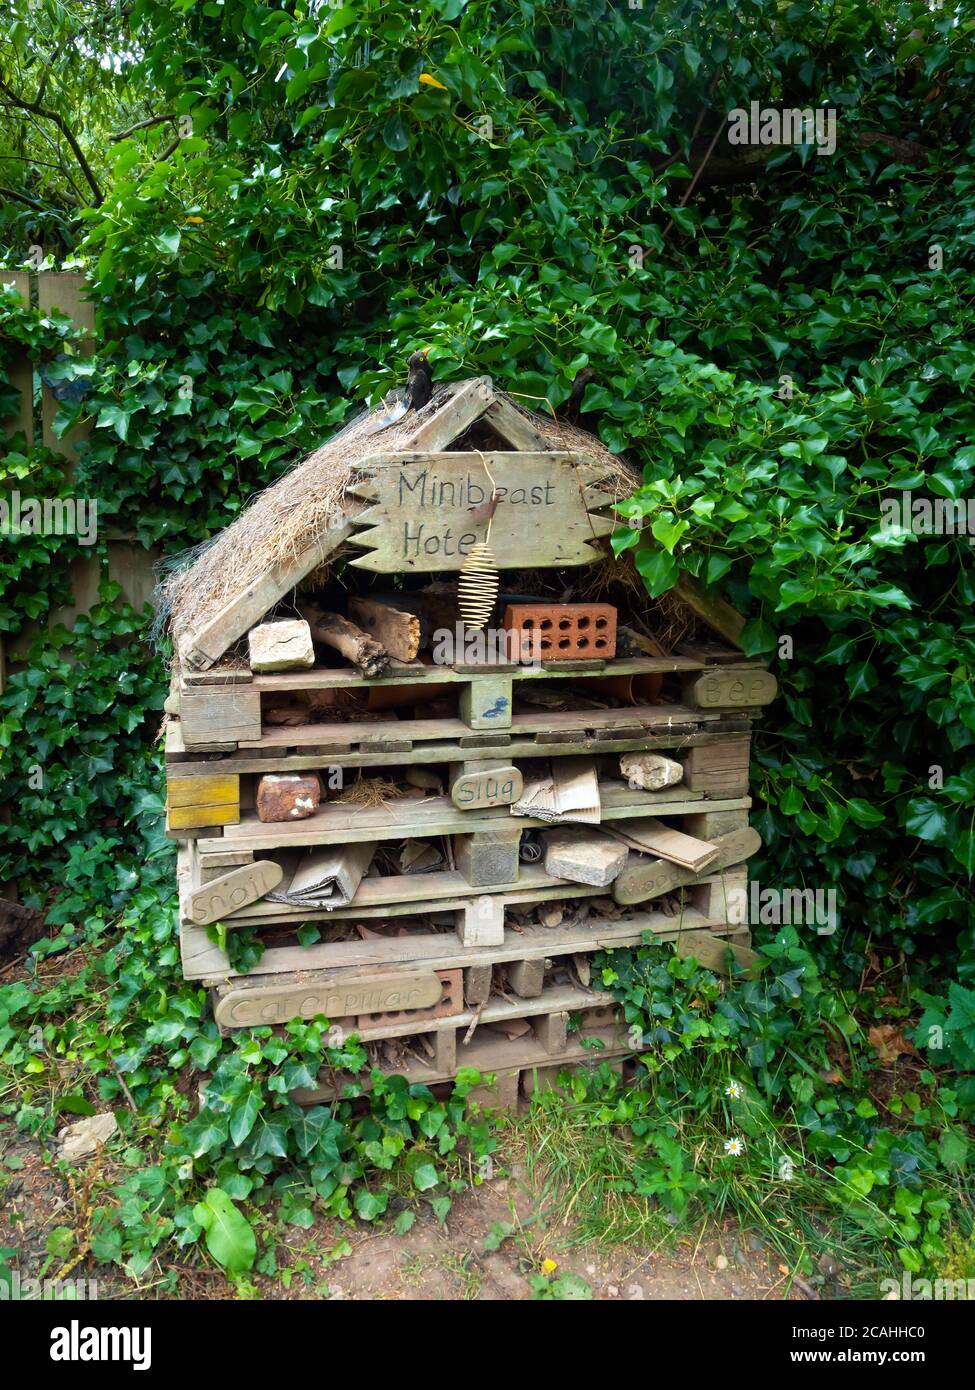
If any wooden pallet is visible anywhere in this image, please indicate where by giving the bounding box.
[168,680,775,757]
[179,854,751,981]
[290,1009,636,1106]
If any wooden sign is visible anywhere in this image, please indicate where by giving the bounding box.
[451,765,523,810]
[214,971,444,1029]
[186,860,283,925]
[348,452,616,572]
[686,669,777,709]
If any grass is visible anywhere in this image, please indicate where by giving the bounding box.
[506,1066,954,1299]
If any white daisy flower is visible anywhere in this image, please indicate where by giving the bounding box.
[724,1081,743,1100]
[724,1138,745,1157]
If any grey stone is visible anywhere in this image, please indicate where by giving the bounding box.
[542,827,628,887]
[619,752,684,791]
[248,618,315,671]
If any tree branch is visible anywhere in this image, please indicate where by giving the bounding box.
[0,77,102,204]
[0,185,46,211]
[110,112,176,142]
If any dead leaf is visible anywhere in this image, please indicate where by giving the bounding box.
[868,1024,916,1064]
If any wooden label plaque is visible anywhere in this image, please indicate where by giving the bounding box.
[688,669,777,709]
[348,452,614,572]
[186,860,283,925]
[214,971,444,1028]
[451,765,523,810]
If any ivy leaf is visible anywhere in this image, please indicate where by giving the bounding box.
[634,547,678,597]
[250,1113,289,1159]
[904,798,948,843]
[354,1189,388,1221]
[382,115,409,152]
[192,1188,256,1275]
[228,1087,261,1146]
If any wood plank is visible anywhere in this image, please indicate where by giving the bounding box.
[36,272,94,461]
[219,981,607,1042]
[449,763,523,810]
[684,668,777,709]
[674,573,745,650]
[293,1024,631,1104]
[246,653,703,692]
[215,969,445,1029]
[180,895,742,982]
[206,790,751,853]
[178,687,262,746]
[393,375,495,451]
[606,818,719,872]
[675,929,759,975]
[166,774,240,809]
[349,450,607,572]
[186,860,283,925]
[481,396,557,451]
[612,825,761,906]
[167,802,239,831]
[167,729,741,778]
[2,271,33,446]
[237,702,717,751]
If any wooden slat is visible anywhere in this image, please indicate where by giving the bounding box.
[166,774,240,808]
[165,718,753,776]
[2,271,34,445]
[393,376,494,451]
[36,272,94,461]
[183,510,364,670]
[246,652,702,693]
[180,900,738,982]
[293,1024,632,1104]
[238,702,716,752]
[674,573,745,650]
[214,979,609,1041]
[205,790,749,853]
[481,396,557,451]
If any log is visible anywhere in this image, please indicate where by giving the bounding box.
[348,596,422,661]
[302,604,389,678]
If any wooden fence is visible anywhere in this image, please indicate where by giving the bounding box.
[1,271,159,692]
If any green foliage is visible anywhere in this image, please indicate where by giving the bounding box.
[1,0,974,1289]
[592,930,972,1282]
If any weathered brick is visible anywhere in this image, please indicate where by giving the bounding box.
[255,773,321,823]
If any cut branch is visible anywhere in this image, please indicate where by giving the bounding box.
[301,604,390,678]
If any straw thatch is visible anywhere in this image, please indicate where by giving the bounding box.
[158,379,642,652]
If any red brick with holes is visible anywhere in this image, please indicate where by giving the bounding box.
[501,602,617,661]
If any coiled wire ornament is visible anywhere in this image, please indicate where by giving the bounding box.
[458,453,500,631]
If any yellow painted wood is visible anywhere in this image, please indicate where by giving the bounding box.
[167,802,240,830]
[166,774,241,808]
